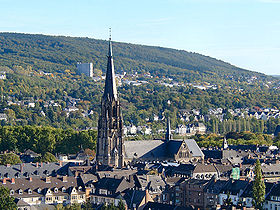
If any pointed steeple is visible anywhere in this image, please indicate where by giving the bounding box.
[103,31,118,100]
[166,117,172,141]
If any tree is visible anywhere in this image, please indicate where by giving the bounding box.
[0,186,17,210]
[38,152,57,163]
[0,153,22,165]
[253,159,266,209]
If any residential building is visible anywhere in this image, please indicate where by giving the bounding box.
[77,62,93,77]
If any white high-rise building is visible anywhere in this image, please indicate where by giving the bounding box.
[77,62,93,77]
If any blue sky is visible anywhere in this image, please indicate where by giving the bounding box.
[1,0,280,75]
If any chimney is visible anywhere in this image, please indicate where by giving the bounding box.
[6,164,10,167]
[75,171,79,178]
[29,177,32,182]
[11,178,15,184]
[59,161,62,167]
[146,175,149,183]
[20,164,23,173]
[45,177,51,183]
[62,176,67,183]
[3,178,6,184]
[41,162,43,167]
[36,162,39,168]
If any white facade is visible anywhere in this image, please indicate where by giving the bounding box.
[77,63,94,77]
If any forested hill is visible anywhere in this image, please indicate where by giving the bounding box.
[0,32,269,83]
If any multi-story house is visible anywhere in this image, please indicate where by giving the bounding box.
[0,176,86,206]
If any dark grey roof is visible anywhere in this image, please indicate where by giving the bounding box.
[221,179,249,195]
[184,139,204,157]
[242,182,275,198]
[125,138,203,160]
[94,177,134,194]
[205,179,228,194]
[124,140,166,160]
[267,183,280,198]
[167,140,182,155]
[0,162,68,179]
[123,190,146,209]
[143,201,192,210]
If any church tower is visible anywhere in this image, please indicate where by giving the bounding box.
[96,35,124,168]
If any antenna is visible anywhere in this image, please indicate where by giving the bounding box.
[109,28,112,41]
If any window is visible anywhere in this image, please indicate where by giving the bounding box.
[37,188,41,193]
[10,190,14,195]
[54,188,58,193]
[19,189,23,195]
[62,187,66,192]
[28,189,32,194]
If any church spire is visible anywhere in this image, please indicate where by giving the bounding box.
[103,29,118,100]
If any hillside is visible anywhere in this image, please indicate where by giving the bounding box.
[0,32,279,131]
[0,32,270,83]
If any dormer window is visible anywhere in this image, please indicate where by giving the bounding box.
[78,186,82,191]
[54,187,58,193]
[62,187,66,192]
[19,189,23,195]
[28,189,32,194]
[10,190,14,195]
[37,188,41,193]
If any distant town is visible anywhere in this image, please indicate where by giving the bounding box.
[0,36,279,210]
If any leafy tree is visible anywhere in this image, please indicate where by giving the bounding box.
[38,152,57,163]
[0,186,17,210]
[253,159,266,209]
[0,153,22,165]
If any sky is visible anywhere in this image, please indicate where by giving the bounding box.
[1,0,280,75]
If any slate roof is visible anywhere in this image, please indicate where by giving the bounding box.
[134,175,166,192]
[183,139,204,157]
[80,174,98,186]
[124,140,166,160]
[143,201,192,210]
[267,182,280,198]
[123,189,146,209]
[193,164,217,173]
[124,139,203,160]
[0,162,68,179]
[0,176,83,198]
[205,179,228,194]
[220,179,249,195]
[96,169,137,179]
[241,182,275,198]
[94,177,134,194]
[203,150,222,159]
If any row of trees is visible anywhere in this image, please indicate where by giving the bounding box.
[193,131,279,148]
[0,125,97,155]
[207,117,280,135]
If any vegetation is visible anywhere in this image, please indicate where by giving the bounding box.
[0,186,17,210]
[0,32,279,130]
[0,125,97,156]
[0,153,21,165]
[253,159,266,209]
[193,131,275,148]
[37,152,57,162]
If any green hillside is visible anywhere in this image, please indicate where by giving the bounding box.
[0,32,279,131]
[0,32,269,83]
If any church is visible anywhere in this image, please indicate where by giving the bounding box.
[96,37,204,168]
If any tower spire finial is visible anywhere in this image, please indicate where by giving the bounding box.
[109,28,112,41]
